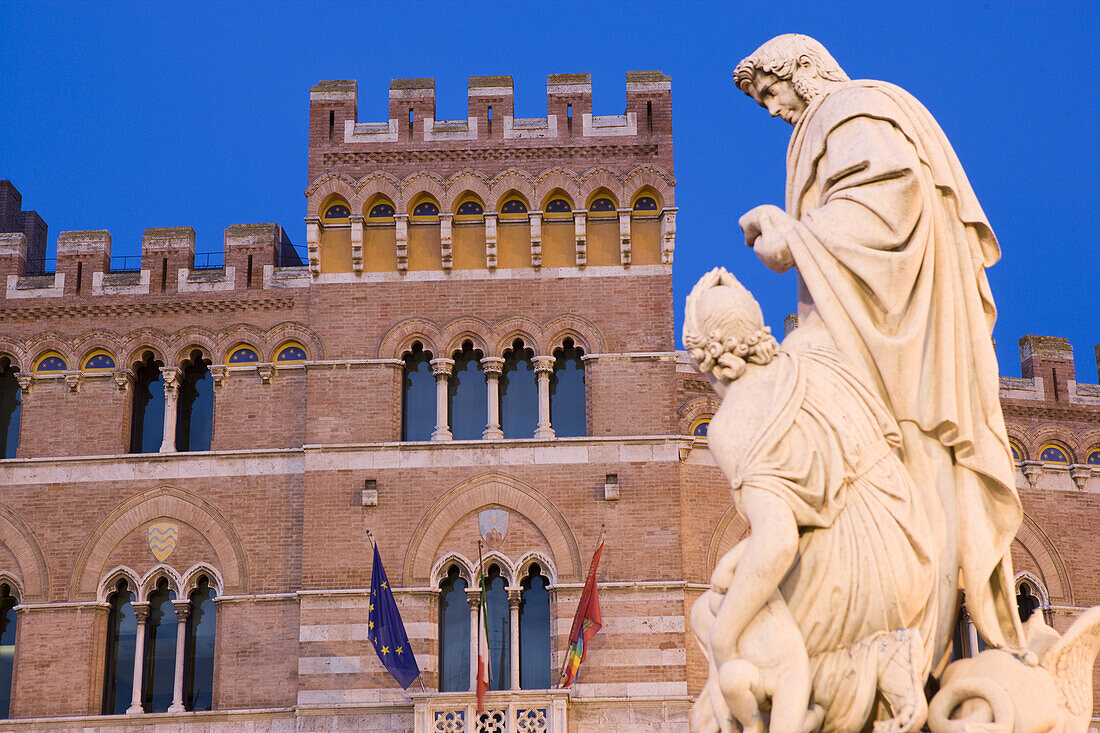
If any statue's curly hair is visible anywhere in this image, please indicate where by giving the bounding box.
[683,268,779,383]
[734,34,849,96]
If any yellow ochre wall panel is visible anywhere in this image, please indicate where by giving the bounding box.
[630,218,661,265]
[363,226,397,272]
[320,229,352,273]
[452,224,485,270]
[498,224,529,269]
[408,225,442,271]
[586,218,620,266]
[541,222,574,268]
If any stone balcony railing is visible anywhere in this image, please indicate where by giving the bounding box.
[411,689,569,733]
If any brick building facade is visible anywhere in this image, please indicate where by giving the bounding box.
[0,72,1095,731]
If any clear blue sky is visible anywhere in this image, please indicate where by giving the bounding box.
[2,1,1097,380]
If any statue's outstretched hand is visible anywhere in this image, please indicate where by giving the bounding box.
[740,205,795,274]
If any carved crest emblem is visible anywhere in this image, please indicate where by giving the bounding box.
[478,509,509,549]
[147,521,179,562]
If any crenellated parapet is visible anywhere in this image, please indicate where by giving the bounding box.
[307,72,674,183]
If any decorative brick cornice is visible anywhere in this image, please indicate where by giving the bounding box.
[0,297,297,322]
[322,143,659,169]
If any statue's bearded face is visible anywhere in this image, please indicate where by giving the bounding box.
[749,70,809,125]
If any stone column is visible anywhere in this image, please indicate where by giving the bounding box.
[167,600,190,713]
[127,603,150,715]
[159,367,181,453]
[349,215,365,274]
[533,356,555,439]
[430,358,454,442]
[481,357,505,440]
[618,209,632,266]
[305,216,321,276]
[573,211,587,266]
[467,587,481,690]
[508,588,522,690]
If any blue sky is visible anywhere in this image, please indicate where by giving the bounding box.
[2,1,1097,379]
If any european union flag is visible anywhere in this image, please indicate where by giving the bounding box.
[368,543,421,689]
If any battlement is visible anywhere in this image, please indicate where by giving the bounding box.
[307,71,674,182]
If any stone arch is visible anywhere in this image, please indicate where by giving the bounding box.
[70,486,249,601]
[515,550,557,586]
[441,317,493,357]
[0,572,24,602]
[1013,569,1051,608]
[540,314,605,355]
[354,171,402,216]
[25,333,74,370]
[378,318,443,359]
[705,502,749,576]
[1012,512,1072,606]
[1004,423,1030,461]
[678,396,721,435]
[138,563,183,602]
[169,327,218,367]
[263,322,324,362]
[0,337,27,371]
[431,552,476,587]
[1024,425,1080,461]
[622,164,676,207]
[305,172,358,216]
[180,562,225,597]
[120,329,172,369]
[0,503,50,602]
[216,324,268,362]
[490,316,543,358]
[403,472,581,585]
[578,166,625,207]
[97,566,141,603]
[533,168,581,210]
[442,170,492,211]
[72,329,123,367]
[476,550,516,586]
[398,171,447,212]
[1074,428,1100,460]
[489,169,536,210]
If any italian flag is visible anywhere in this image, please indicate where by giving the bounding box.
[558,537,604,688]
[476,569,490,711]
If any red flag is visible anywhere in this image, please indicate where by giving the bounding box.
[476,569,490,711]
[559,538,603,687]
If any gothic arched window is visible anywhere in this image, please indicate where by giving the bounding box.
[519,564,551,689]
[449,341,486,440]
[550,338,586,437]
[0,584,18,717]
[176,350,213,452]
[102,580,137,714]
[501,339,537,438]
[143,578,177,712]
[484,564,510,690]
[402,342,435,441]
[1017,580,1042,623]
[0,359,21,459]
[130,352,165,453]
[183,575,217,711]
[439,566,470,692]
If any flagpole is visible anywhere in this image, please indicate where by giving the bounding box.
[477,539,491,689]
[558,524,607,688]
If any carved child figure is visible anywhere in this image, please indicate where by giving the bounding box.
[685,268,937,733]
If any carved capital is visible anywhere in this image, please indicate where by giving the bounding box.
[15,373,34,394]
[208,364,228,387]
[466,588,481,608]
[480,357,505,378]
[112,368,134,392]
[257,364,274,385]
[63,370,84,393]
[1069,465,1092,491]
[1021,461,1043,487]
[132,603,150,623]
[532,356,555,375]
[430,357,455,379]
[507,588,523,607]
[160,366,182,394]
[172,600,191,622]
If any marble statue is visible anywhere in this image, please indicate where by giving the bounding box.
[687,33,1100,733]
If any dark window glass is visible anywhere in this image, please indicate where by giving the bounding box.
[0,361,21,459]
[102,582,137,714]
[1017,583,1041,623]
[589,197,615,212]
[484,565,510,690]
[176,352,213,452]
[456,200,484,216]
[0,584,17,717]
[501,199,528,214]
[413,201,440,217]
[500,340,537,439]
[184,576,216,711]
[519,565,551,689]
[324,203,351,219]
[143,579,177,712]
[402,343,435,441]
[448,342,486,441]
[545,198,571,214]
[439,567,470,692]
[130,353,165,453]
[550,339,586,437]
[369,203,396,218]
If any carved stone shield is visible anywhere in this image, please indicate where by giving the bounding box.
[478,509,509,549]
[147,521,179,562]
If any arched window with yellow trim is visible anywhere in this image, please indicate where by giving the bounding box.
[585,190,619,266]
[540,192,574,268]
[364,196,398,272]
[226,345,260,365]
[1009,440,1024,462]
[33,352,67,373]
[408,195,442,271]
[82,350,117,372]
[1087,448,1100,467]
[319,196,353,274]
[690,417,711,438]
[1038,443,1070,464]
[629,188,662,265]
[497,193,530,269]
[452,194,485,270]
[275,342,307,364]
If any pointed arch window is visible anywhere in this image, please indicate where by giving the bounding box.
[0,359,21,459]
[439,566,470,692]
[176,350,213,452]
[550,338,586,437]
[484,564,510,690]
[102,580,137,714]
[402,342,435,441]
[449,341,486,441]
[0,584,17,717]
[500,339,537,438]
[130,352,165,454]
[519,564,551,689]
[143,578,177,712]
[183,576,217,711]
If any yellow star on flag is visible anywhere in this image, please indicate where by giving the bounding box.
[369,621,374,630]
[381,645,390,655]
[381,581,388,589]
[396,646,403,655]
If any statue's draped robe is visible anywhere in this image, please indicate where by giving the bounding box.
[779,80,1025,656]
[709,347,935,732]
